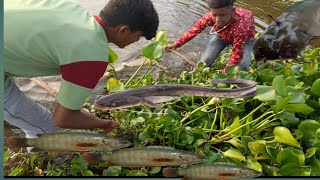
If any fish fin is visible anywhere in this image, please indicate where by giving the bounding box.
[82,153,103,164]
[8,137,29,148]
[76,143,98,147]
[162,167,180,177]
[142,98,161,109]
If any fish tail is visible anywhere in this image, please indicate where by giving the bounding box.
[162,167,180,177]
[82,153,103,164]
[8,137,29,148]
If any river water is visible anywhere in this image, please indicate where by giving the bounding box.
[4,0,297,163]
[73,0,296,67]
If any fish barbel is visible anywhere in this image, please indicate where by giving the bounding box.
[9,130,132,152]
[162,163,262,180]
[82,146,206,167]
[94,78,256,110]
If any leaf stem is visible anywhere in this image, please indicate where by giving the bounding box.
[124,57,148,87]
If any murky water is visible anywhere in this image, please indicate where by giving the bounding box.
[4,0,296,158]
[74,0,296,66]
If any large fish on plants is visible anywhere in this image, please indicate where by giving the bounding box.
[94,78,257,110]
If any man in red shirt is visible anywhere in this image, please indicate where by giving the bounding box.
[165,0,255,73]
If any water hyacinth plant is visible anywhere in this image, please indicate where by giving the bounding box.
[4,30,320,176]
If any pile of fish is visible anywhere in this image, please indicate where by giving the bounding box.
[94,78,257,110]
[8,78,261,179]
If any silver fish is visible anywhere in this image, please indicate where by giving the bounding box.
[9,130,132,152]
[94,78,256,110]
[162,163,262,180]
[83,146,206,167]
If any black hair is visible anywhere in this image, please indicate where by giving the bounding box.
[100,0,159,40]
[208,0,235,9]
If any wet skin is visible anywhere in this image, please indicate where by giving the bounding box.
[253,0,320,61]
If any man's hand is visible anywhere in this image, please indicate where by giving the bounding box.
[165,43,178,52]
[222,66,227,75]
[53,103,119,133]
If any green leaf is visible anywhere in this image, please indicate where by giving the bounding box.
[284,104,314,114]
[131,117,145,126]
[303,61,318,75]
[164,107,182,120]
[248,140,272,160]
[154,30,168,46]
[103,166,121,176]
[194,139,208,147]
[286,86,305,104]
[223,116,242,137]
[305,147,317,159]
[310,157,320,176]
[241,136,255,152]
[272,75,287,97]
[276,112,300,127]
[8,166,24,176]
[148,167,161,175]
[266,145,279,160]
[226,138,245,150]
[298,120,320,148]
[142,41,163,60]
[311,79,320,97]
[254,85,277,102]
[137,108,153,120]
[280,163,311,176]
[273,126,301,148]
[107,47,119,64]
[126,170,148,176]
[285,76,299,87]
[82,170,94,176]
[106,77,125,93]
[277,147,305,165]
[30,155,37,169]
[70,164,82,175]
[272,95,292,114]
[4,149,10,164]
[244,157,262,172]
[222,148,246,163]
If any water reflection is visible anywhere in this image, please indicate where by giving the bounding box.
[73,0,295,65]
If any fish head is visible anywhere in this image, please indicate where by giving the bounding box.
[237,167,263,178]
[253,16,310,61]
[103,138,132,150]
[177,152,207,164]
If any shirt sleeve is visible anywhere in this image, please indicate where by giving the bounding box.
[57,61,108,110]
[176,12,214,47]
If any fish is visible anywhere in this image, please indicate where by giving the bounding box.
[253,0,320,61]
[162,163,263,180]
[8,130,132,153]
[82,146,206,167]
[94,78,257,110]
